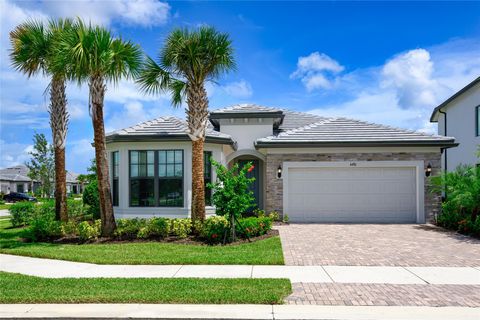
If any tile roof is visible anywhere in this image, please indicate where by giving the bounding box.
[256,117,456,147]
[0,165,31,182]
[211,103,283,114]
[106,116,233,143]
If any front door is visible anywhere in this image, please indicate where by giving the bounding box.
[238,159,260,212]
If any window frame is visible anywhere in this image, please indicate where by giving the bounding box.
[476,105,480,137]
[112,151,119,206]
[158,150,184,207]
[128,149,184,208]
[204,151,213,206]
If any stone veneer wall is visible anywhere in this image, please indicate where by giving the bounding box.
[265,152,442,223]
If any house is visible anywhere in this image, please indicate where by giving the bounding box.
[105,104,456,223]
[0,165,82,195]
[0,165,37,194]
[430,76,480,171]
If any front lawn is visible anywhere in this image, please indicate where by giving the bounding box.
[0,272,291,304]
[0,219,284,265]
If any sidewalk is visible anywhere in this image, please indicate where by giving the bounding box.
[1,304,479,319]
[1,254,480,285]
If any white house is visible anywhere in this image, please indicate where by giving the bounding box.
[430,76,480,171]
[106,104,456,224]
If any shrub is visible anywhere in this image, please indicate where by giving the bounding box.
[77,220,101,241]
[236,216,272,238]
[138,217,170,239]
[83,180,100,219]
[9,202,36,227]
[26,206,62,241]
[208,159,256,241]
[200,216,229,243]
[283,214,289,223]
[268,211,280,221]
[114,218,147,239]
[61,221,78,237]
[170,218,192,239]
[67,199,85,221]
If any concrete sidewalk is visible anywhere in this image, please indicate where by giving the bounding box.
[1,254,480,285]
[1,304,479,319]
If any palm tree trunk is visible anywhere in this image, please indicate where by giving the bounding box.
[49,76,68,222]
[90,74,116,237]
[186,83,209,223]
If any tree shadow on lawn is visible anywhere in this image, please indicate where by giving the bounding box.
[413,224,480,244]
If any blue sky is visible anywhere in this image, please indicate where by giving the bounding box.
[1,0,480,173]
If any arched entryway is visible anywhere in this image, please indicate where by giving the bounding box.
[227,150,265,212]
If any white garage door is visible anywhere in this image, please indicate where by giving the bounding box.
[286,165,417,223]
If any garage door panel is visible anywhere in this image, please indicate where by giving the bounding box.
[286,165,417,223]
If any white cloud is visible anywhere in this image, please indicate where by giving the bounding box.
[291,52,344,91]
[307,39,480,133]
[68,103,87,120]
[0,140,33,168]
[222,80,253,99]
[381,49,439,109]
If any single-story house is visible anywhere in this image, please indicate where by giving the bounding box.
[105,104,457,223]
[430,76,480,171]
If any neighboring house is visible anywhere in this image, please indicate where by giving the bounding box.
[430,76,480,171]
[106,104,456,224]
[0,165,82,195]
[0,165,37,194]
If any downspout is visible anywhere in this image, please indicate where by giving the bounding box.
[438,109,448,172]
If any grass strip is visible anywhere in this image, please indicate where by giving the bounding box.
[0,272,291,304]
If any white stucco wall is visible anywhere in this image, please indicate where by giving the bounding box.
[437,82,480,170]
[106,141,226,219]
[218,118,273,150]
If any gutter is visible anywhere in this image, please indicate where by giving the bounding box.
[255,140,458,149]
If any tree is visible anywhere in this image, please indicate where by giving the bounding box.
[10,19,73,222]
[25,133,55,198]
[57,20,142,236]
[137,27,235,223]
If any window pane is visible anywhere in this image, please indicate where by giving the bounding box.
[158,164,166,177]
[130,165,138,177]
[203,151,212,206]
[159,178,183,207]
[139,164,146,177]
[130,178,154,207]
[175,164,183,177]
[175,150,183,163]
[131,151,138,164]
[147,164,154,177]
[113,178,119,206]
[477,106,480,136]
[159,151,166,164]
[167,150,174,163]
[166,164,174,177]
[147,151,154,163]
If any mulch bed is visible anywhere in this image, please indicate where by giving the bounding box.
[48,229,279,246]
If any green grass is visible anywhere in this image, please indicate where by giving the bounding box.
[0,272,291,304]
[0,203,10,210]
[0,219,284,265]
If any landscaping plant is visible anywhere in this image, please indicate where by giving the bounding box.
[208,159,256,241]
[9,202,36,227]
[137,26,235,223]
[432,163,480,236]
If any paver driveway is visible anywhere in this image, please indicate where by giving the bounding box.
[276,224,480,267]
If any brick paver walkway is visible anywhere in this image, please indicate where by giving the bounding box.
[277,224,480,266]
[286,283,480,307]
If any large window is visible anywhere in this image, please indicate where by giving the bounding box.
[130,151,155,207]
[112,151,119,206]
[129,150,184,207]
[476,106,480,136]
[204,151,212,206]
[158,150,183,207]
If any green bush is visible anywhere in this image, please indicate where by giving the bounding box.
[61,221,78,237]
[67,199,85,221]
[200,216,229,243]
[236,217,272,238]
[9,202,36,227]
[138,217,170,239]
[268,211,280,221]
[114,218,147,239]
[170,218,192,239]
[26,205,62,242]
[82,180,100,219]
[77,220,101,241]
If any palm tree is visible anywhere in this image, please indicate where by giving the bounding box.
[10,19,72,222]
[137,27,235,223]
[57,19,142,236]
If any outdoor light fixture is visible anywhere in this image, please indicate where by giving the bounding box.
[277,165,282,178]
[425,163,432,177]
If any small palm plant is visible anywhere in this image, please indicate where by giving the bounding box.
[10,19,73,222]
[57,19,143,236]
[137,27,235,223]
